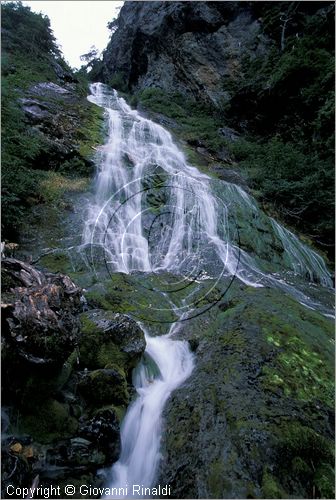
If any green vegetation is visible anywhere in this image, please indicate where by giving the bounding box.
[19,399,78,443]
[138,88,225,153]
[107,71,129,93]
[224,3,334,253]
[1,2,104,240]
[274,421,335,499]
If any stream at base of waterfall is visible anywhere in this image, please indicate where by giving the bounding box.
[82,83,334,498]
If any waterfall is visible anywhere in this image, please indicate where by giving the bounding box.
[83,83,333,497]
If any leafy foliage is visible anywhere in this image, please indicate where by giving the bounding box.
[1,3,62,236]
[224,3,335,251]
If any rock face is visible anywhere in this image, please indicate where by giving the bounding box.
[1,260,146,498]
[19,81,101,173]
[101,1,269,107]
[157,283,335,499]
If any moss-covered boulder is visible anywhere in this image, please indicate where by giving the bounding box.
[157,282,334,499]
[1,262,141,498]
[18,399,78,444]
[79,308,146,372]
[78,368,129,407]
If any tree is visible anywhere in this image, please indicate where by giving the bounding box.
[80,45,99,64]
[107,18,118,35]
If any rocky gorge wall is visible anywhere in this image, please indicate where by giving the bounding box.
[101,1,268,108]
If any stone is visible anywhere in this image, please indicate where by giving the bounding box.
[2,258,82,365]
[156,283,334,499]
[101,2,269,107]
[10,442,23,454]
[80,408,121,464]
[79,309,146,371]
[78,368,129,406]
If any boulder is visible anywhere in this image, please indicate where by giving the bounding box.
[79,309,146,372]
[157,284,335,499]
[80,408,121,464]
[2,258,82,365]
[78,368,129,407]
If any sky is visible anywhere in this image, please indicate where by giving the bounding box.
[22,1,124,69]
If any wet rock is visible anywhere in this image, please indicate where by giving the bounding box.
[51,61,76,83]
[101,2,269,107]
[30,82,70,96]
[1,444,32,496]
[79,309,146,371]
[19,98,52,120]
[80,408,121,464]
[1,266,131,497]
[219,126,240,143]
[157,284,335,499]
[17,80,103,174]
[209,166,250,190]
[79,368,129,407]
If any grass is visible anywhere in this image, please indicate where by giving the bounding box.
[40,173,90,202]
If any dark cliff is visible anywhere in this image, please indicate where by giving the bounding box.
[101,1,269,107]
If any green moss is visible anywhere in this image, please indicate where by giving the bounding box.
[19,399,78,443]
[108,72,129,93]
[39,251,73,274]
[39,172,90,203]
[84,273,180,333]
[98,344,129,370]
[207,459,227,498]
[274,422,335,498]
[93,404,126,423]
[262,469,285,499]
[78,102,105,161]
[138,88,226,154]
[79,369,129,407]
[314,463,335,499]
[55,350,78,389]
[80,314,98,335]
[79,312,131,371]
[263,326,334,407]
[280,423,334,464]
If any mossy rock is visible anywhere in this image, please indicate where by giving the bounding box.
[157,283,334,498]
[261,469,285,499]
[19,399,78,443]
[79,309,146,373]
[17,350,78,411]
[39,251,73,274]
[78,101,105,161]
[84,273,179,334]
[78,368,129,407]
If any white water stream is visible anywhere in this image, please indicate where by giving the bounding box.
[83,83,333,497]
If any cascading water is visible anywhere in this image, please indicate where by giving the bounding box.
[83,83,333,497]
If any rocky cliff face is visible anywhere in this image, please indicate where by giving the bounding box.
[100,0,335,257]
[101,1,269,107]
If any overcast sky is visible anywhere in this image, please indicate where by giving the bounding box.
[22,1,124,69]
